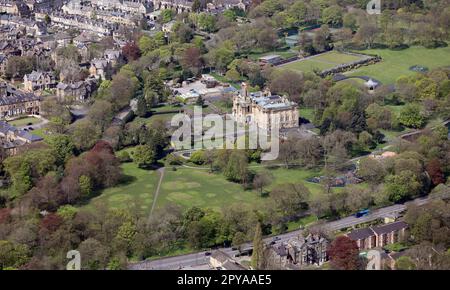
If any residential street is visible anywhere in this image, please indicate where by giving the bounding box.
[128,196,430,270]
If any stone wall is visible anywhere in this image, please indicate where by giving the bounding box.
[319,52,382,78]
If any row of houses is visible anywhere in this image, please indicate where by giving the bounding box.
[0,120,43,155]
[0,82,41,118]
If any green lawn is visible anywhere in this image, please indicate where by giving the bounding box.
[260,167,325,196]
[8,117,40,127]
[348,46,450,84]
[279,51,366,73]
[134,113,178,127]
[299,108,315,122]
[82,162,159,216]
[155,167,267,212]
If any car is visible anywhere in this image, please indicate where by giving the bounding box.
[28,127,34,131]
[269,241,276,245]
[231,246,238,251]
[27,122,33,126]
[355,209,370,218]
[204,252,211,256]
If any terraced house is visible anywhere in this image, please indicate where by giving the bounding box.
[0,82,41,118]
[346,221,409,250]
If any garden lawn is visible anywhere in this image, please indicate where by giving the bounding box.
[82,162,159,216]
[257,167,324,196]
[279,51,366,73]
[155,167,267,212]
[348,46,450,84]
[133,113,177,127]
[8,117,40,127]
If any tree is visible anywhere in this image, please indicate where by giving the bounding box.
[327,236,361,270]
[253,171,273,196]
[87,100,114,131]
[426,159,445,186]
[268,70,304,101]
[78,238,109,270]
[398,104,425,128]
[354,22,379,49]
[385,170,421,203]
[357,157,386,184]
[72,119,101,151]
[5,56,34,79]
[47,134,75,166]
[251,223,265,270]
[321,6,343,27]
[395,256,416,270]
[122,42,141,62]
[0,240,30,269]
[181,47,203,75]
[190,150,206,165]
[133,145,155,168]
[79,175,93,196]
[224,150,249,184]
[270,183,310,216]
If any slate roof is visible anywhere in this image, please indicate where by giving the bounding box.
[347,227,375,241]
[211,250,231,264]
[371,221,408,236]
[0,84,41,106]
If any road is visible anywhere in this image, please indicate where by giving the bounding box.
[128,196,430,270]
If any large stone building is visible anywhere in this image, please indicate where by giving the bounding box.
[232,83,299,130]
[267,233,329,269]
[23,70,57,92]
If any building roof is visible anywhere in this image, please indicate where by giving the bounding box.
[221,260,247,270]
[347,227,375,241]
[272,243,288,257]
[17,130,43,142]
[211,250,231,264]
[371,221,408,236]
[0,84,41,106]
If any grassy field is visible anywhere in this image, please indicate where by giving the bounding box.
[155,167,267,212]
[279,51,366,73]
[133,113,178,127]
[8,117,40,127]
[82,162,159,216]
[348,46,450,84]
[260,167,324,196]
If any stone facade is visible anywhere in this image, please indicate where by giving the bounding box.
[232,83,299,130]
[0,82,41,118]
[23,70,57,92]
[267,234,329,269]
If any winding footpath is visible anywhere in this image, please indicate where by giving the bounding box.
[148,167,166,220]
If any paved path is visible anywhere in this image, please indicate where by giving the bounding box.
[148,167,165,219]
